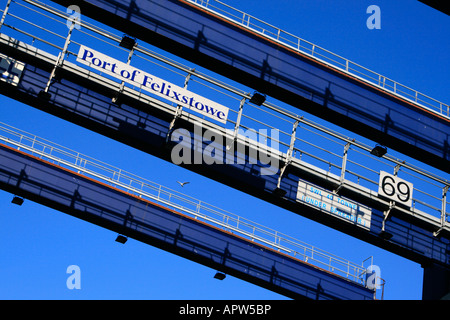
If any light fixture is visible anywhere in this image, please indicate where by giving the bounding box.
[272,187,287,197]
[115,234,128,244]
[119,35,136,50]
[38,90,51,101]
[379,230,392,240]
[214,272,226,280]
[249,92,266,106]
[11,196,24,206]
[370,145,387,157]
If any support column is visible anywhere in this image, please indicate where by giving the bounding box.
[422,263,450,300]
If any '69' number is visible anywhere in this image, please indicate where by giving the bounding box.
[378,171,413,207]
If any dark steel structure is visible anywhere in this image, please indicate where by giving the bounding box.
[0,0,448,299]
[0,141,375,300]
[419,0,450,15]
[49,0,450,173]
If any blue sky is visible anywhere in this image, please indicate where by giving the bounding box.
[0,0,449,300]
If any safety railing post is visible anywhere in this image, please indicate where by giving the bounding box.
[335,141,352,193]
[274,231,278,248]
[112,38,137,103]
[0,0,12,31]
[42,20,76,94]
[232,97,245,141]
[434,185,449,237]
[157,185,161,200]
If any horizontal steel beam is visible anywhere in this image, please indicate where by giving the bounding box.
[0,142,376,300]
[0,36,448,271]
[0,33,445,234]
[46,0,450,173]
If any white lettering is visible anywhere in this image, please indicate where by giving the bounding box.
[222,304,271,315]
[297,180,371,229]
[179,304,213,317]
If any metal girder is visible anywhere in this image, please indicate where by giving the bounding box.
[419,1,450,15]
[0,141,375,300]
[46,0,450,173]
[0,3,449,273]
[0,35,449,269]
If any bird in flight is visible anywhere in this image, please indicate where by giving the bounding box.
[177,181,190,187]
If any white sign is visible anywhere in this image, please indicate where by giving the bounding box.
[296,180,371,230]
[0,53,24,86]
[76,45,229,124]
[378,171,413,207]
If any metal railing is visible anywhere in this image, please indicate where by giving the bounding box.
[0,121,371,287]
[0,0,448,298]
[186,0,450,119]
[0,0,448,234]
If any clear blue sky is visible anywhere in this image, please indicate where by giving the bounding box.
[0,0,449,300]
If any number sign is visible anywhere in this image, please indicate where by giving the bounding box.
[378,171,413,208]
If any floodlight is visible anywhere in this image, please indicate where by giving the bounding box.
[272,187,287,197]
[214,272,226,280]
[119,35,136,50]
[38,90,51,101]
[249,92,266,106]
[11,196,24,206]
[379,230,392,240]
[370,145,387,157]
[115,234,128,244]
